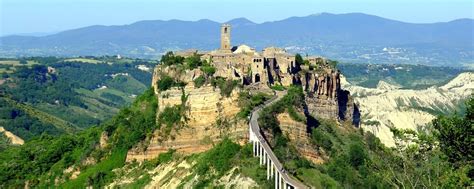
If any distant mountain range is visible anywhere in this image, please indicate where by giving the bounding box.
[1,13,473,65]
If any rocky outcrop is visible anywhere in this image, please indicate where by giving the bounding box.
[277,113,324,164]
[126,85,247,162]
[151,65,203,93]
[305,97,339,120]
[303,69,360,125]
[0,126,24,145]
[302,69,340,99]
[99,131,109,149]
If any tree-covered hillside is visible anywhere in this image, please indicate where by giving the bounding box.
[0,56,157,142]
[338,63,466,89]
[0,88,158,188]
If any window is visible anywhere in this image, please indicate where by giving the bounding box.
[224,28,228,33]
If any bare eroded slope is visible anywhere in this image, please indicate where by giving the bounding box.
[341,72,474,147]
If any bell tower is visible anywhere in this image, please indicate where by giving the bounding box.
[220,24,231,52]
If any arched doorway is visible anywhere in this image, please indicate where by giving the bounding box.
[255,74,261,83]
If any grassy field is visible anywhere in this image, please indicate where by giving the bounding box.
[0,60,38,73]
[63,58,139,64]
[0,60,37,66]
[63,58,102,64]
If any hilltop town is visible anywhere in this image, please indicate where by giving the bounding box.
[129,23,359,166]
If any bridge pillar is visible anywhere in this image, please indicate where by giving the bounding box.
[257,142,260,157]
[270,161,274,179]
[264,152,268,165]
[275,171,279,189]
[259,146,263,165]
[267,158,270,180]
[253,141,257,156]
[279,175,283,189]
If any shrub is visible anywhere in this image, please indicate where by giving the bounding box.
[158,105,182,128]
[201,65,216,76]
[157,75,175,91]
[366,132,382,151]
[312,128,333,152]
[184,53,202,69]
[348,142,367,167]
[432,97,473,164]
[160,52,184,66]
[270,84,285,91]
[237,92,270,119]
[156,75,185,91]
[195,138,241,176]
[193,75,206,88]
[295,53,304,66]
[157,149,175,164]
[211,77,239,97]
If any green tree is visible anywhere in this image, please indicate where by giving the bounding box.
[201,65,216,77]
[295,54,304,66]
[160,51,184,66]
[193,75,206,88]
[432,97,473,164]
[184,53,202,69]
[348,142,367,167]
[156,75,175,91]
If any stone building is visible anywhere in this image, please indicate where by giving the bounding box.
[220,24,232,53]
[199,24,298,87]
[176,23,358,124]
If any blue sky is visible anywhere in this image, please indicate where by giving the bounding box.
[1,0,473,36]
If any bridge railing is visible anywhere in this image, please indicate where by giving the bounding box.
[248,90,308,189]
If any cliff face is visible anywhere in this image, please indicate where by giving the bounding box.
[127,85,247,162]
[151,65,203,93]
[277,113,324,164]
[302,69,360,125]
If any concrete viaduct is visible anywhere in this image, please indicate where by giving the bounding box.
[248,90,308,189]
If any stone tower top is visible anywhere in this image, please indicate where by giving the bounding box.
[220,24,231,52]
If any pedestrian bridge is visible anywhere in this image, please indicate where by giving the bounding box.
[248,91,308,189]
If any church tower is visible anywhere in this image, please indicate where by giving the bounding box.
[220,24,231,52]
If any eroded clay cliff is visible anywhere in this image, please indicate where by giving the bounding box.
[128,74,247,162]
